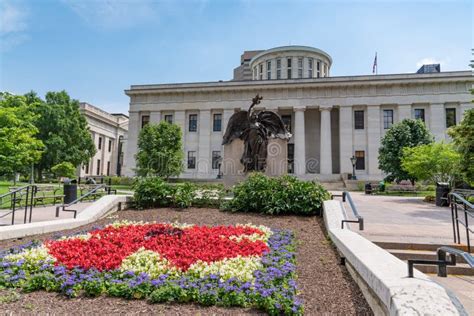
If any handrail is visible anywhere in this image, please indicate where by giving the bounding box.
[340,191,364,231]
[408,246,474,278]
[0,185,35,225]
[55,184,116,218]
[449,192,473,253]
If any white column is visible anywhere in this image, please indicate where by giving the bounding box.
[174,110,186,175]
[319,106,332,175]
[430,103,445,141]
[150,111,161,123]
[198,110,211,177]
[293,107,306,175]
[123,111,139,176]
[398,104,412,122]
[367,105,382,176]
[460,102,473,121]
[339,106,353,174]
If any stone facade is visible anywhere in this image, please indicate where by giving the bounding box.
[78,103,128,178]
[124,46,473,181]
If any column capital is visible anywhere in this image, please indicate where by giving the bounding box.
[319,106,333,112]
[293,106,306,112]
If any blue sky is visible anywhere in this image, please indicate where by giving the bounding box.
[0,0,472,114]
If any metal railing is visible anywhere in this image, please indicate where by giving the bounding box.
[449,192,474,253]
[55,183,116,218]
[408,246,474,278]
[0,185,35,225]
[332,191,364,231]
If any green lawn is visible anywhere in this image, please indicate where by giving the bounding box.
[374,190,435,197]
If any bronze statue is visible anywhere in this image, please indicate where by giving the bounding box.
[222,95,291,172]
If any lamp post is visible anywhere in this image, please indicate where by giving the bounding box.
[350,155,357,180]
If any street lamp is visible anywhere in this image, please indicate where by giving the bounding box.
[350,155,357,180]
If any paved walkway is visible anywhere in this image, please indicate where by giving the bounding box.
[338,191,458,245]
[333,191,473,314]
[0,202,92,226]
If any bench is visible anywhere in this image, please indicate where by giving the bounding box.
[447,189,474,204]
[8,187,27,208]
[79,184,110,202]
[32,185,64,206]
[364,182,382,194]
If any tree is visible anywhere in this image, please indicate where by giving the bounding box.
[136,122,184,178]
[0,93,44,181]
[448,109,474,184]
[31,91,96,177]
[401,142,461,187]
[378,119,433,183]
[51,162,77,180]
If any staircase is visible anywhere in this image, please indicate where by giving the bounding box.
[375,241,474,276]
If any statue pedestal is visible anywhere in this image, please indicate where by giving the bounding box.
[222,138,288,187]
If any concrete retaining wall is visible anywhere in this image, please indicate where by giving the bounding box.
[0,195,132,241]
[323,199,467,316]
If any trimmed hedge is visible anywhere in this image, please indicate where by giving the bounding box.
[222,173,330,215]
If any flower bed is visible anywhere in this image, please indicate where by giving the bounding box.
[0,222,302,315]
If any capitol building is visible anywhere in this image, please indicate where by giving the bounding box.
[123,45,473,180]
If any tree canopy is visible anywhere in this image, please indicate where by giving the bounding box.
[51,162,77,180]
[378,119,433,183]
[448,108,474,184]
[31,91,96,176]
[401,142,461,187]
[0,93,44,177]
[136,122,184,178]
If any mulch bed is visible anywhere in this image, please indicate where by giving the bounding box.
[0,208,373,315]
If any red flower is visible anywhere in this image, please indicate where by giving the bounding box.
[46,224,269,271]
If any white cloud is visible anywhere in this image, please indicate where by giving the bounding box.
[0,0,29,51]
[61,0,160,30]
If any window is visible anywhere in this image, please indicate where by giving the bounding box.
[266,60,271,80]
[281,115,292,133]
[316,61,321,78]
[287,144,294,174]
[308,58,313,78]
[141,115,150,128]
[259,63,263,80]
[189,114,197,132]
[383,110,394,129]
[96,159,101,175]
[164,114,173,124]
[354,110,364,129]
[85,163,89,174]
[212,151,221,169]
[287,58,292,79]
[106,161,110,176]
[297,57,303,78]
[108,139,112,152]
[187,151,196,169]
[276,59,281,79]
[355,151,365,170]
[213,113,222,132]
[446,108,456,127]
[98,137,102,150]
[253,66,257,80]
[414,109,425,122]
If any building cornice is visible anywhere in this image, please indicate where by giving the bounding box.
[125,71,473,96]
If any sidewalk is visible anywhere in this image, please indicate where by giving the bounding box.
[339,191,458,245]
[0,202,93,226]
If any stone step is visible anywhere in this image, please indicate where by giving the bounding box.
[387,249,470,264]
[414,263,474,276]
[374,241,472,253]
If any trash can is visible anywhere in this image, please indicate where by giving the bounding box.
[63,179,77,204]
[435,182,450,207]
[378,181,386,192]
[365,183,372,195]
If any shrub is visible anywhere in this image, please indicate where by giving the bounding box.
[133,178,226,209]
[106,176,135,186]
[133,177,173,209]
[51,162,76,180]
[222,173,330,215]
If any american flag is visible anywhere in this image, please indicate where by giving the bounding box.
[372,52,377,74]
